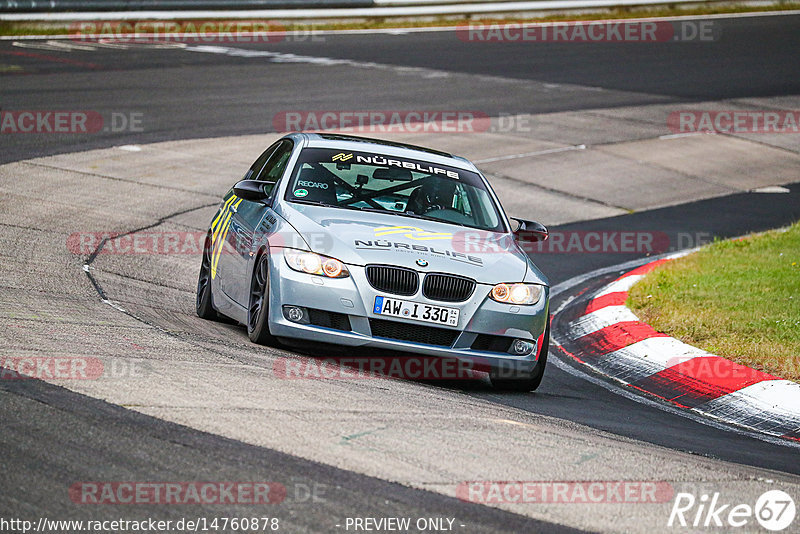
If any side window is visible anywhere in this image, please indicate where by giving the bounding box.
[243,141,281,181]
[255,140,294,199]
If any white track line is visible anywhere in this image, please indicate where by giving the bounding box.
[473,145,585,164]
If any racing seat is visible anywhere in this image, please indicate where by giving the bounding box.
[294,167,338,205]
[407,178,458,215]
[407,186,425,214]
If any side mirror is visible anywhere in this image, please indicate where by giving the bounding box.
[510,217,548,242]
[233,180,269,202]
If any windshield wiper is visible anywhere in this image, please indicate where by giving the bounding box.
[352,206,475,229]
[289,199,336,208]
[348,206,418,218]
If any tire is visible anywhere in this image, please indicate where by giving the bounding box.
[490,321,550,392]
[247,252,278,346]
[196,232,219,320]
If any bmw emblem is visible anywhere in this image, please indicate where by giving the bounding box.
[416,259,428,267]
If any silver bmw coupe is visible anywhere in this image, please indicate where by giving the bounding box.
[197,133,550,390]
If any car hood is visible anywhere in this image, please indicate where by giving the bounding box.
[276,203,540,285]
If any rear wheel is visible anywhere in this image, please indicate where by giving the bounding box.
[248,252,278,345]
[196,232,218,320]
[490,321,549,392]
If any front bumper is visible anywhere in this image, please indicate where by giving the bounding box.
[267,250,549,372]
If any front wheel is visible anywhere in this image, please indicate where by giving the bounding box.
[196,232,219,320]
[248,252,278,346]
[490,321,549,392]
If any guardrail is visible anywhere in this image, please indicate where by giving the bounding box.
[0,0,722,20]
[0,0,372,11]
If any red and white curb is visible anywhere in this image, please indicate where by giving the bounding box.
[554,253,800,442]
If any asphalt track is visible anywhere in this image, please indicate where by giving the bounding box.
[3,13,799,164]
[2,12,800,533]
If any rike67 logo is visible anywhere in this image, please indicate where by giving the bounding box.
[668,490,795,531]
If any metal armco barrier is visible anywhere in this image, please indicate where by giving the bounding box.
[0,0,732,19]
[1,0,374,11]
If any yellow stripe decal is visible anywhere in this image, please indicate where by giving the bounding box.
[374,225,452,240]
[211,196,236,233]
[210,200,241,280]
[210,212,232,279]
[210,196,236,248]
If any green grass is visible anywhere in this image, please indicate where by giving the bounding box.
[628,222,800,382]
[1,2,800,36]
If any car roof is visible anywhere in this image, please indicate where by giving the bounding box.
[290,132,478,173]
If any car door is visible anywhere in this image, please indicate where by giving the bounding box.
[219,139,294,306]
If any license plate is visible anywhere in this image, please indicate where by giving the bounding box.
[373,296,459,327]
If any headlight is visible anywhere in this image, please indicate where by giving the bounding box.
[284,250,349,278]
[490,283,543,305]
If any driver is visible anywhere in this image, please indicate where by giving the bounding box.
[407,178,457,215]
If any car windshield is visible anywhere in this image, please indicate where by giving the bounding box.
[285,148,505,232]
